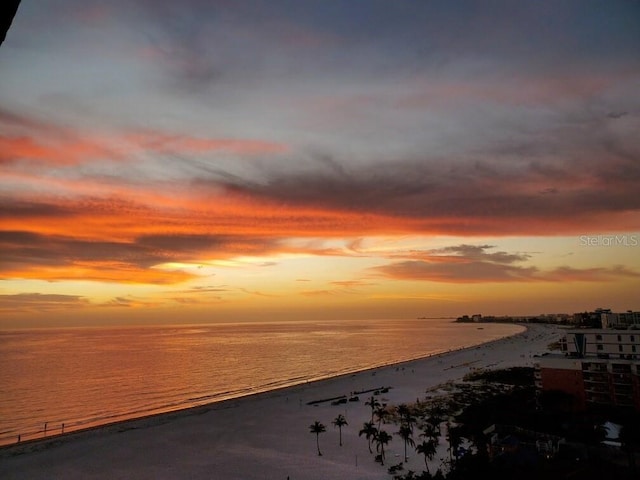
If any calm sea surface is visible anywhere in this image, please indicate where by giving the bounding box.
[0,318,522,445]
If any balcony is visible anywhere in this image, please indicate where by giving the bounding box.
[614,396,634,407]
[582,373,608,383]
[611,364,632,374]
[583,364,608,373]
[585,387,610,395]
[612,375,632,386]
[586,396,612,405]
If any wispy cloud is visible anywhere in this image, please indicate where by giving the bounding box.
[100,296,161,308]
[300,279,377,297]
[300,289,334,297]
[543,266,640,282]
[0,108,288,168]
[0,293,90,312]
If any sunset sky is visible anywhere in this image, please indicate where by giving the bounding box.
[1,1,639,328]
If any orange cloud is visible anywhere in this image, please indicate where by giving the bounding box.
[543,266,640,282]
[2,106,639,288]
[374,245,640,284]
[100,296,165,309]
[0,135,113,166]
[0,108,289,167]
[0,293,90,312]
[2,263,196,285]
[0,130,287,166]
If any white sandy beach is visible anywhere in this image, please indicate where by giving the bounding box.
[0,323,562,479]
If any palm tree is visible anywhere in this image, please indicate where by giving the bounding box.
[375,430,393,465]
[415,439,437,474]
[374,405,389,430]
[415,418,441,474]
[398,424,415,462]
[426,403,446,435]
[445,421,462,466]
[420,422,440,445]
[332,414,348,446]
[397,403,416,433]
[359,421,378,453]
[365,395,381,422]
[309,421,326,456]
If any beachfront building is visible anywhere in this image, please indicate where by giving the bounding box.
[535,329,640,412]
[601,310,640,329]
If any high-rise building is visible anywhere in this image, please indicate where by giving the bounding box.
[535,314,640,412]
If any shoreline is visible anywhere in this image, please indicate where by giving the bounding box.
[1,322,561,480]
[0,323,528,456]
[0,319,521,447]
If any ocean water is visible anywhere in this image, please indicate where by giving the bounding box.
[0,318,522,446]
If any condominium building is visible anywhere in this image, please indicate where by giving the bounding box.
[535,328,640,412]
[601,311,640,329]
